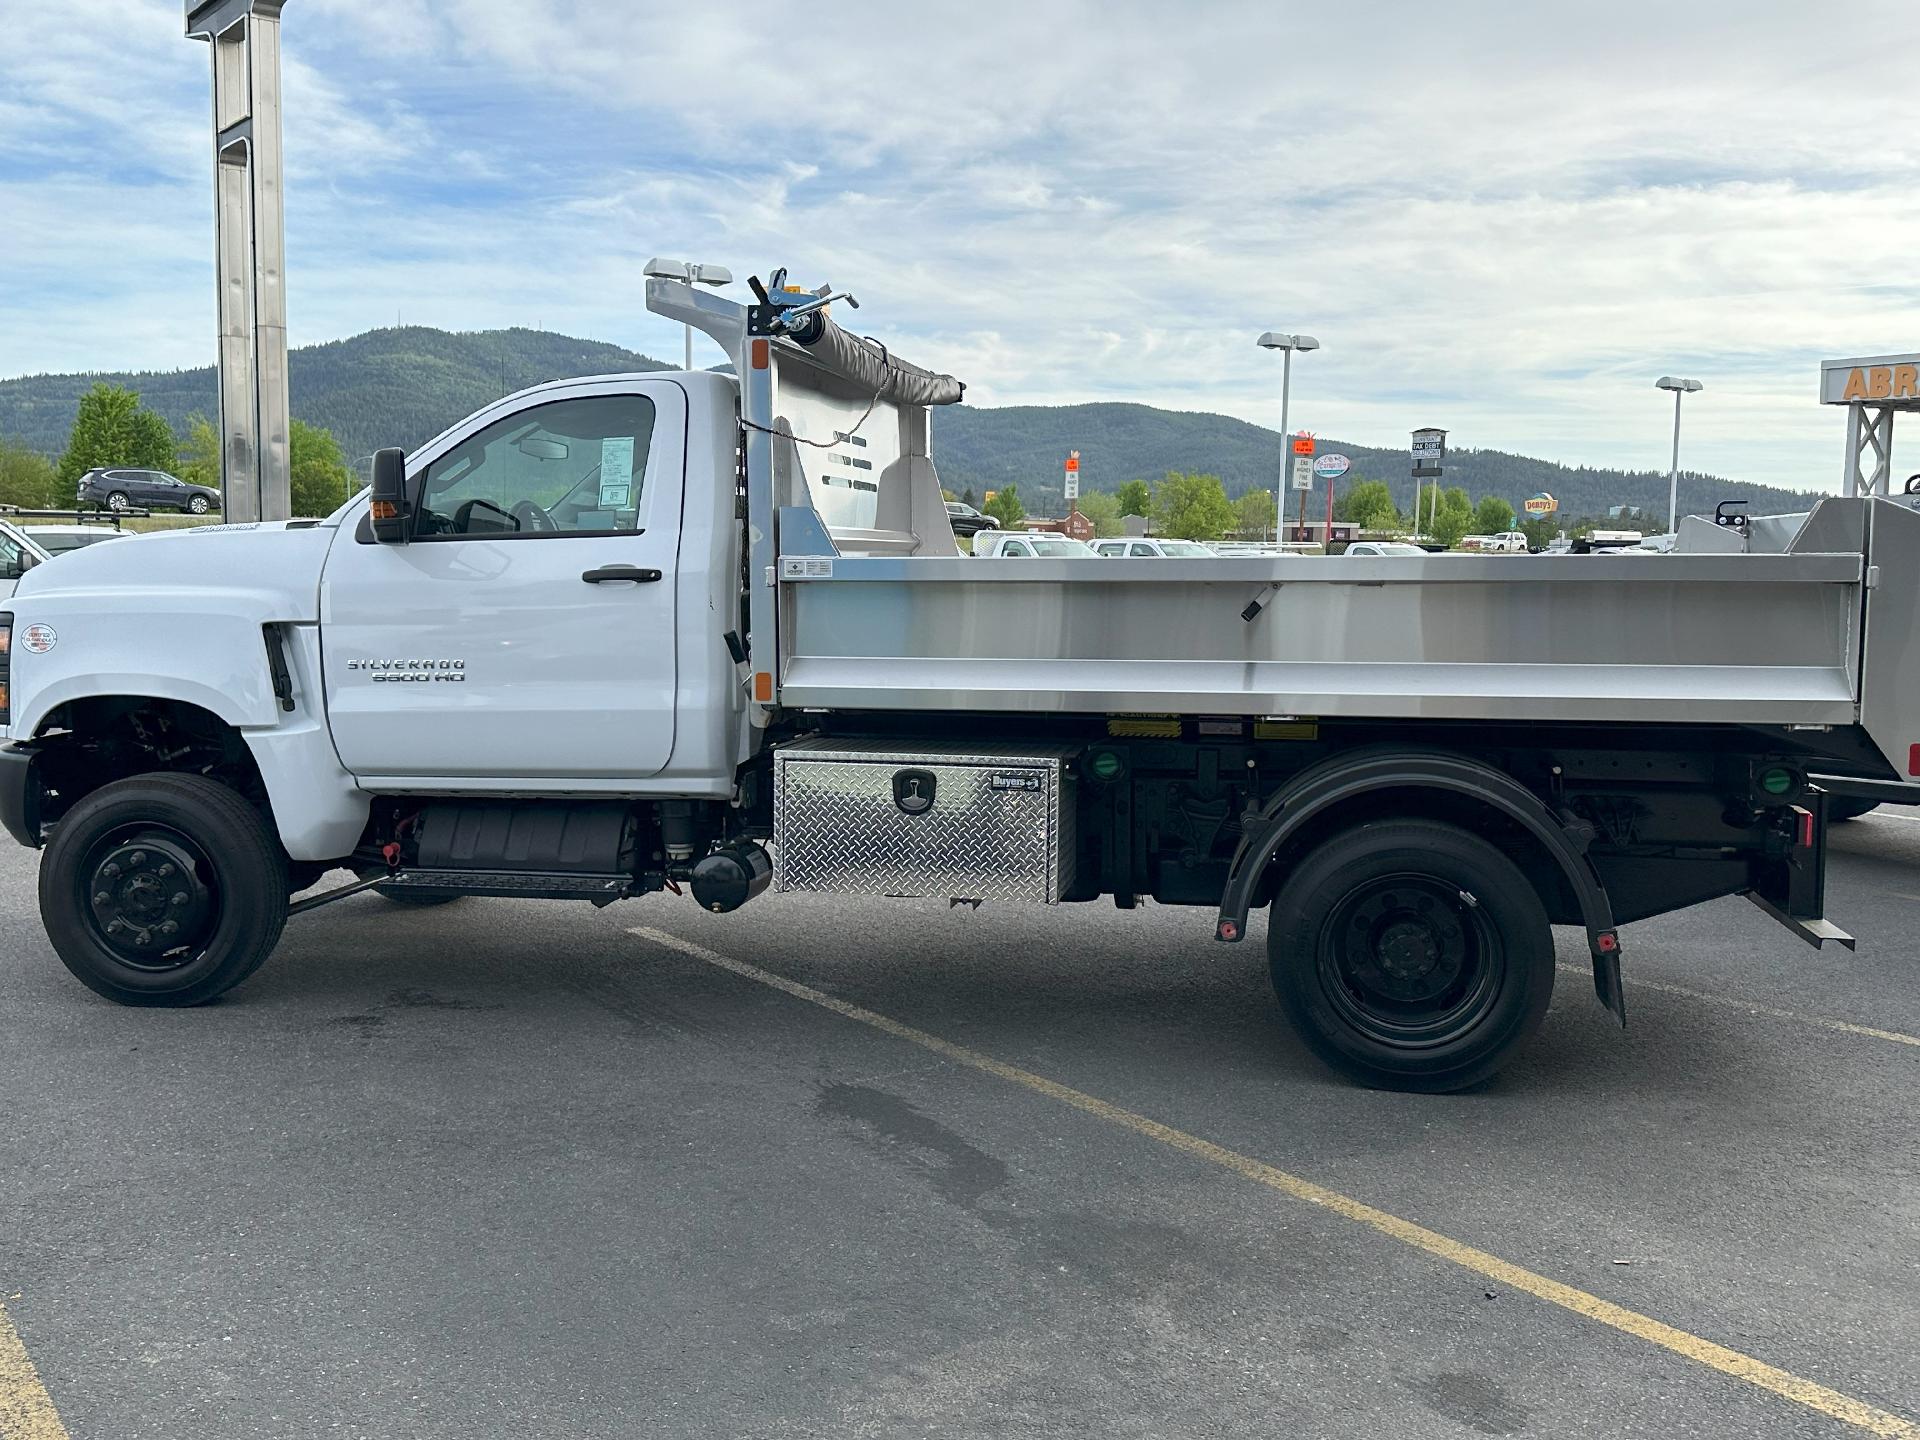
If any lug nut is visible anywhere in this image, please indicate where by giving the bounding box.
[94,891,110,905]
[156,863,174,878]
[132,930,151,947]
[129,851,146,866]
[158,921,178,936]
[172,892,190,906]
[102,863,121,879]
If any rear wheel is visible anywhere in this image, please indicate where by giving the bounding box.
[1268,820,1554,1092]
[106,491,130,513]
[40,774,288,1006]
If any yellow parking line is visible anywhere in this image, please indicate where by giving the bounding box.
[0,1304,69,1440]
[1556,963,1920,1049]
[631,924,1920,1439]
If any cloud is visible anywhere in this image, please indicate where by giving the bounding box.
[1,0,1916,489]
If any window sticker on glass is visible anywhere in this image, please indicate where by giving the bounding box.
[599,436,635,508]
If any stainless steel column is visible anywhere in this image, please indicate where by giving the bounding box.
[185,0,291,523]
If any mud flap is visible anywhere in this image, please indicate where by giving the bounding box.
[1590,930,1625,1027]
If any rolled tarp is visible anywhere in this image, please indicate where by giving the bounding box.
[788,312,965,407]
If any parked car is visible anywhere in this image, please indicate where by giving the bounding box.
[1458,531,1529,553]
[944,501,1000,538]
[1090,538,1217,557]
[77,467,222,515]
[1342,541,1426,557]
[971,532,1099,558]
[25,524,136,556]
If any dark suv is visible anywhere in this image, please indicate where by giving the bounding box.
[944,500,1000,538]
[78,467,222,515]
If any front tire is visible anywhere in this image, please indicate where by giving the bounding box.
[188,495,210,515]
[40,774,289,1006]
[1268,819,1554,1092]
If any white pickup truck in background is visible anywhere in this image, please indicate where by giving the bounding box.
[0,268,1908,1092]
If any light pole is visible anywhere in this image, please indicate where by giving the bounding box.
[1257,332,1319,544]
[644,258,735,370]
[1655,376,1703,536]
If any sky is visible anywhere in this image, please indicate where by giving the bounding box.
[3,0,1918,490]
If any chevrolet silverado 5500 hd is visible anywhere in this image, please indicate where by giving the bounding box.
[0,271,1910,1091]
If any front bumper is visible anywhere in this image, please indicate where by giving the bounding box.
[0,742,43,848]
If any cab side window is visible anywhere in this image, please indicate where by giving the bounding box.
[417,394,656,539]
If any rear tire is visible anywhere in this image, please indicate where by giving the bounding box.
[40,774,288,1006]
[1268,819,1554,1092]
[106,491,130,513]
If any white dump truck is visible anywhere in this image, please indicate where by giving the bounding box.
[0,270,1911,1091]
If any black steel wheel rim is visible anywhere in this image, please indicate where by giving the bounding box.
[1316,872,1502,1048]
[78,824,219,972]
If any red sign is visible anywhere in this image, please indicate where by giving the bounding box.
[1291,435,1315,456]
[1064,452,1080,471]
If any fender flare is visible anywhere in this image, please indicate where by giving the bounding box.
[1214,747,1625,1022]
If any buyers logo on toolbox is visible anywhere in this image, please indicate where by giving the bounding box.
[20,623,55,654]
[346,657,465,683]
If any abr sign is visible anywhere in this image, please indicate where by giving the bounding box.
[1821,353,1920,407]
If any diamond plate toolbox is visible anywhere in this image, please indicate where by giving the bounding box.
[773,738,1078,902]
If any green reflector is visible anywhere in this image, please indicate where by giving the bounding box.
[1759,766,1794,796]
[1090,750,1124,780]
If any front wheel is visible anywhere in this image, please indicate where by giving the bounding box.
[40,774,289,1006]
[1268,819,1554,1092]
[188,495,210,515]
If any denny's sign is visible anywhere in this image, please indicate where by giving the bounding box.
[1821,353,1920,407]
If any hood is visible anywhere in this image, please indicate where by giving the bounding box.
[13,519,338,622]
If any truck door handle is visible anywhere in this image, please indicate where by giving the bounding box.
[581,565,663,584]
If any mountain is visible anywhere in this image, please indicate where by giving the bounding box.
[0,327,1825,521]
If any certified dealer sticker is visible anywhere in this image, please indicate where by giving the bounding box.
[21,623,55,653]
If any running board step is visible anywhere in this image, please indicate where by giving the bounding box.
[377,870,640,903]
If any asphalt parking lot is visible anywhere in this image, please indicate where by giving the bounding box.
[2,816,1918,1439]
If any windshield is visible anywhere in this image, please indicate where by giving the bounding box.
[1158,541,1214,557]
[1372,543,1427,556]
[1027,538,1095,556]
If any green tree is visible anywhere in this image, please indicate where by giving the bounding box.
[1518,516,1559,551]
[1426,485,1474,547]
[1336,478,1400,530]
[176,413,221,491]
[290,419,355,516]
[1114,478,1152,517]
[0,437,63,507]
[1153,471,1235,541]
[1472,495,1515,534]
[1074,489,1125,538]
[983,483,1026,528]
[1232,487,1276,537]
[57,383,176,488]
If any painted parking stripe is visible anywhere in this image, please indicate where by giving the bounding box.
[1556,963,1920,1049]
[631,924,1920,1439]
[0,1304,70,1440]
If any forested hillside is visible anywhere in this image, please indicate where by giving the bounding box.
[0,327,1827,519]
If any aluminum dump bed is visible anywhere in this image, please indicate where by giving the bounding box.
[648,271,1920,781]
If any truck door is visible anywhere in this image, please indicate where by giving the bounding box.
[320,380,687,783]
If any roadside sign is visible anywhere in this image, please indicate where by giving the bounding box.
[1292,456,1314,491]
[1063,450,1080,501]
[1313,453,1350,479]
[1291,434,1316,456]
[1411,427,1446,478]
[1524,492,1558,515]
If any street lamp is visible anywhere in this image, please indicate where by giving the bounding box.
[644,258,735,370]
[1258,331,1320,544]
[1655,375,1704,536]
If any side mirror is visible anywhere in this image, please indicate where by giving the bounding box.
[369,448,412,544]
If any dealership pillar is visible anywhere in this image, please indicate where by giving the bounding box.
[1821,353,1920,499]
[185,0,292,523]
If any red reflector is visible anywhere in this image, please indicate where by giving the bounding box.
[1795,805,1815,848]
[1908,743,1920,777]
[1217,919,1239,942]
[1596,931,1618,953]
[751,338,770,370]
